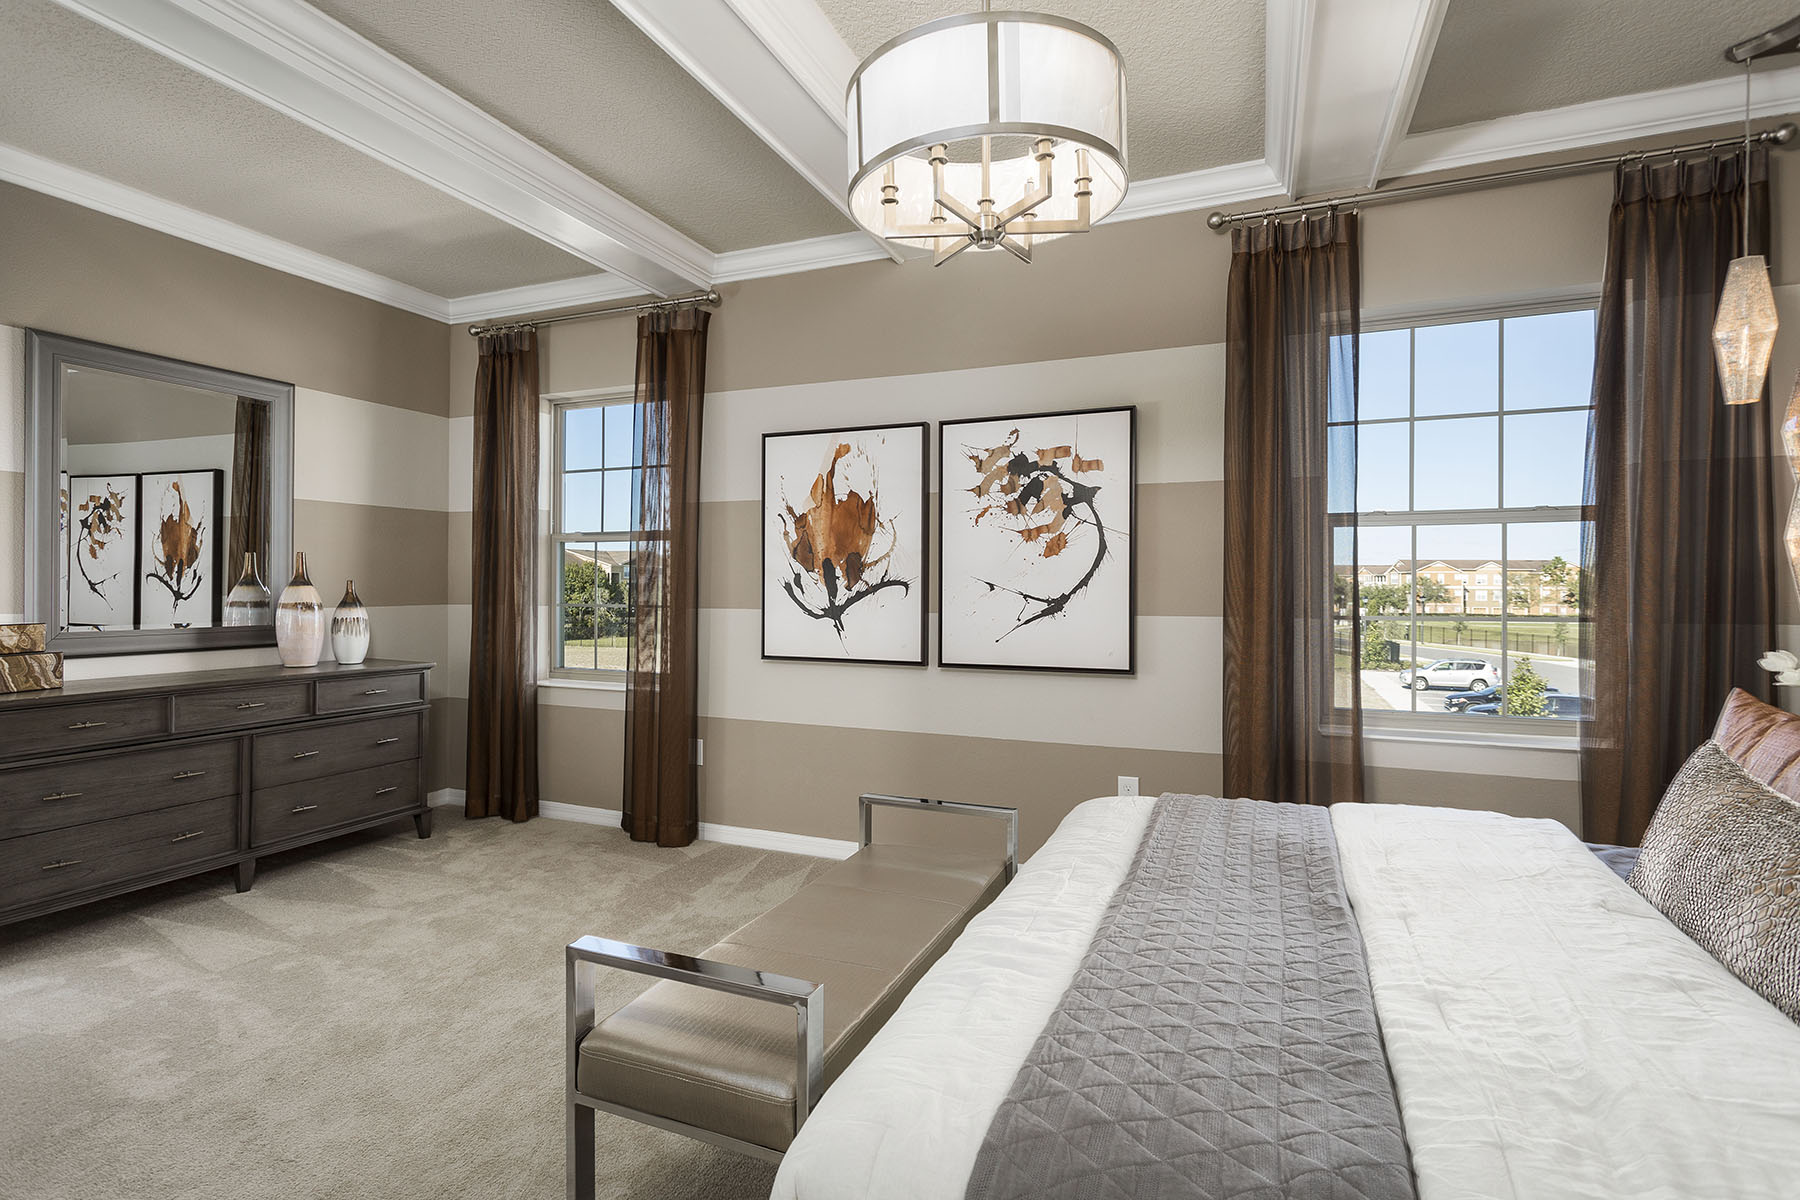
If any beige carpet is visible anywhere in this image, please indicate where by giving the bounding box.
[0,812,834,1200]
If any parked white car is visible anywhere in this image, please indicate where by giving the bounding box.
[1399,658,1497,691]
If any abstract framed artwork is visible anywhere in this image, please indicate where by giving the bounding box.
[939,406,1136,674]
[763,422,928,665]
[66,474,138,630]
[138,470,224,630]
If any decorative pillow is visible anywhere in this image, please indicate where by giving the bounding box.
[1711,686,1800,799]
[1629,740,1800,1023]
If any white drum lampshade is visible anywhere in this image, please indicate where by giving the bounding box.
[846,12,1128,263]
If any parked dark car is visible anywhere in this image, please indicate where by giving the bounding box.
[1444,683,1558,712]
[1467,693,1591,718]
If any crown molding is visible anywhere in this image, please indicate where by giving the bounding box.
[443,273,644,323]
[1365,0,1449,187]
[721,0,859,125]
[1110,160,1285,222]
[54,0,712,294]
[713,231,891,282]
[1387,64,1800,178]
[0,141,449,320]
[1263,0,1312,197]
[606,0,899,264]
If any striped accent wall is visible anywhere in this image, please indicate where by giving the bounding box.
[0,184,459,788]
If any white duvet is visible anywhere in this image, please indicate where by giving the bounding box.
[773,798,1800,1200]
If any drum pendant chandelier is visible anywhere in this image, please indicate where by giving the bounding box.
[845,5,1128,266]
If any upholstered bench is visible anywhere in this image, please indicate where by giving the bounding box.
[564,794,1017,1199]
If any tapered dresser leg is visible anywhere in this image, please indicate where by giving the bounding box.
[414,809,434,839]
[234,859,256,893]
[567,1101,595,1200]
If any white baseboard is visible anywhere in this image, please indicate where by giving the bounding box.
[425,789,857,860]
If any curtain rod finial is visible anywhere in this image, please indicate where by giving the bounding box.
[1774,122,1798,145]
[1206,211,1229,230]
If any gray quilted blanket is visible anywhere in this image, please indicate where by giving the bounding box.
[963,794,1416,1200]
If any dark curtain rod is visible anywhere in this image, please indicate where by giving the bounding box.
[1207,123,1799,231]
[466,289,721,337]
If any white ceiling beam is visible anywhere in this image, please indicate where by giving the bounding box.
[608,0,900,264]
[0,142,450,320]
[53,0,711,295]
[1387,64,1800,178]
[1264,0,1312,196]
[1284,0,1449,198]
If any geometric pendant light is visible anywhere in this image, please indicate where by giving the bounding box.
[1714,58,1779,405]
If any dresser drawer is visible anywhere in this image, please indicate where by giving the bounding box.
[0,740,240,838]
[0,795,236,911]
[315,671,425,715]
[0,697,168,759]
[172,682,312,733]
[251,713,421,789]
[251,760,419,846]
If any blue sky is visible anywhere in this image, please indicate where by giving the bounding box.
[1347,308,1593,566]
[561,402,638,534]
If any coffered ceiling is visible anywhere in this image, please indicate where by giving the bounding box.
[2,0,1797,323]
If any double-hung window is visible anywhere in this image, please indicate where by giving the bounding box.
[551,393,651,677]
[1334,305,1596,726]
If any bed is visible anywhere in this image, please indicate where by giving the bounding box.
[770,793,1800,1200]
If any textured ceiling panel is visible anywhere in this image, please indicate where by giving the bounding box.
[1413,0,1798,132]
[0,0,598,298]
[815,0,1265,180]
[308,0,853,251]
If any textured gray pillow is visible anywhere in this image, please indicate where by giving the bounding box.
[1629,740,1800,1023]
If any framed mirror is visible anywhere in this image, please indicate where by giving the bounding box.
[24,331,294,656]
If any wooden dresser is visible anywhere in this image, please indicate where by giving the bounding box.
[0,659,433,926]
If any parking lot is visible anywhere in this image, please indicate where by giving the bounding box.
[1360,642,1584,713]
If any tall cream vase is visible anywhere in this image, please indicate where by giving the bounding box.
[276,552,326,668]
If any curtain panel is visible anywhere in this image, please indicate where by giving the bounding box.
[624,308,710,847]
[1582,151,1776,845]
[1223,212,1364,807]
[465,329,541,823]
[227,397,270,582]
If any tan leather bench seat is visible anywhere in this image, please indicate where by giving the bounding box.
[577,843,1008,1152]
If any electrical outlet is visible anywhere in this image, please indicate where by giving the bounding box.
[1117,775,1139,797]
[694,739,704,767]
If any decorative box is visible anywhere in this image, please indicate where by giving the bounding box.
[0,651,64,693]
[0,623,46,655]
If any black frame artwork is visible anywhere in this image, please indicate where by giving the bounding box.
[937,405,1138,675]
[761,421,930,666]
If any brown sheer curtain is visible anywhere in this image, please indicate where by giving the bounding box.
[1223,213,1363,806]
[624,308,710,846]
[227,398,269,579]
[465,330,540,823]
[1583,151,1776,845]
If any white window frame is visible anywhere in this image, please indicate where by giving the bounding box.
[1340,295,1598,742]
[548,387,640,682]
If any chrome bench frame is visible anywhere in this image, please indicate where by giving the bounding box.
[566,793,1019,1199]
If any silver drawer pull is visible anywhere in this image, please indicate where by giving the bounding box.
[41,859,82,871]
[362,688,389,696]
[291,751,319,760]
[290,804,319,814]
[172,770,207,781]
[67,720,108,730]
[374,737,401,746]
[374,786,400,796]
[236,702,266,711]
[41,791,83,802]
[170,830,206,843]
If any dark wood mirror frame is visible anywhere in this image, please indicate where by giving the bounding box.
[24,331,295,657]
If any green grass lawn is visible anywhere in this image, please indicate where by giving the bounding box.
[561,635,628,670]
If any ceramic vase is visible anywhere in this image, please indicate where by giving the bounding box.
[330,580,371,666]
[275,552,325,668]
[223,552,272,627]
